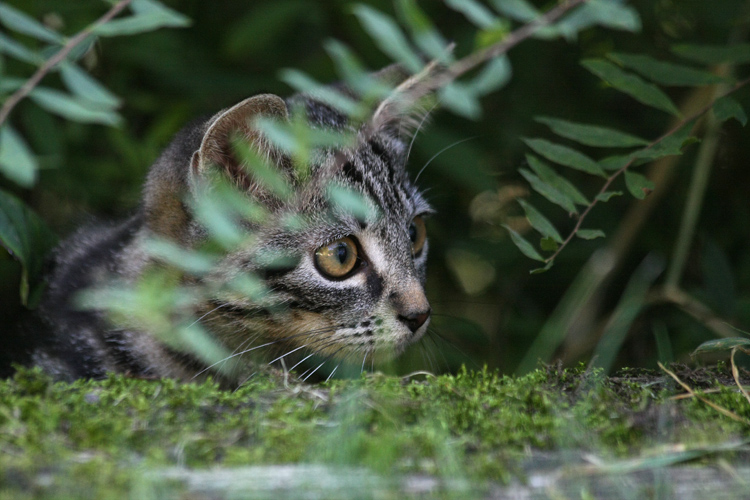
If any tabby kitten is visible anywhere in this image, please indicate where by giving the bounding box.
[9,67,433,383]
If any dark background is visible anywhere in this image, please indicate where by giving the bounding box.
[2,0,750,375]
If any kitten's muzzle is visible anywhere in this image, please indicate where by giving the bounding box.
[398,308,431,334]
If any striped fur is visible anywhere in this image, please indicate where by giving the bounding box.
[10,72,433,383]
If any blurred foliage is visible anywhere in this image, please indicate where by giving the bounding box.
[2,0,750,376]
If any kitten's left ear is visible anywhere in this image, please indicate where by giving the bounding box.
[191,94,289,189]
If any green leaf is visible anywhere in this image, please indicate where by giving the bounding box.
[503,224,545,262]
[0,188,57,306]
[581,59,680,116]
[608,53,727,87]
[439,83,481,120]
[713,96,747,126]
[352,5,422,72]
[518,168,577,214]
[29,87,122,126]
[0,126,37,187]
[0,31,42,64]
[596,191,622,202]
[279,69,364,118]
[396,0,451,63]
[631,120,696,161]
[623,170,654,199]
[490,0,539,22]
[517,199,562,243]
[672,43,750,65]
[692,338,750,356]
[467,56,511,96]
[324,40,380,97]
[445,0,498,29]
[60,62,121,110]
[556,0,640,40]
[523,138,606,177]
[525,154,590,205]
[598,155,632,171]
[540,237,559,252]
[530,261,554,274]
[327,184,377,222]
[536,116,648,148]
[94,0,190,36]
[0,3,64,45]
[576,229,605,240]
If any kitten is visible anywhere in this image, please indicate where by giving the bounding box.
[8,67,434,383]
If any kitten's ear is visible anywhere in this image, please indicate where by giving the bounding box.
[368,60,447,139]
[191,94,289,189]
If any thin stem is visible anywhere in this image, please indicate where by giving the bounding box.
[0,0,133,128]
[545,75,750,264]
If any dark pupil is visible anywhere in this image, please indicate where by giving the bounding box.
[409,223,417,243]
[335,243,348,264]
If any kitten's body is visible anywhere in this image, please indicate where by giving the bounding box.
[8,72,433,383]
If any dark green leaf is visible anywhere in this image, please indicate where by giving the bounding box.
[692,338,750,356]
[280,69,363,117]
[445,0,498,29]
[439,83,481,120]
[352,5,422,72]
[598,155,632,171]
[530,261,554,274]
[623,170,654,199]
[596,191,622,202]
[60,62,121,109]
[490,0,539,22]
[540,237,559,252]
[631,120,696,161]
[94,0,190,37]
[536,116,648,148]
[525,154,590,205]
[467,56,511,96]
[396,0,451,63]
[581,59,680,116]
[0,31,42,64]
[608,53,727,86]
[0,126,37,187]
[713,96,747,126]
[556,0,640,40]
[576,229,605,240]
[503,224,545,262]
[672,43,750,65]
[0,188,57,305]
[518,168,577,214]
[0,3,64,45]
[517,199,562,243]
[523,138,606,177]
[29,87,122,126]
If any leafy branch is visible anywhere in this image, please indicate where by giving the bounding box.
[546,74,750,265]
[0,0,133,128]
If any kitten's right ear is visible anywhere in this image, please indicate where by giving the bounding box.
[191,94,289,190]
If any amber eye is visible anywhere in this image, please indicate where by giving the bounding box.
[409,216,427,256]
[314,237,359,279]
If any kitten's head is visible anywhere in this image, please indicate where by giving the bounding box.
[150,72,434,370]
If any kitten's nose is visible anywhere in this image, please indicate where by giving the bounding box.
[398,309,431,333]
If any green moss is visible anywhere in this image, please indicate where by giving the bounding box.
[1,364,748,498]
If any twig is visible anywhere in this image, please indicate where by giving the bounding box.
[658,361,750,426]
[546,75,750,264]
[448,0,588,78]
[0,0,133,128]
[731,348,750,406]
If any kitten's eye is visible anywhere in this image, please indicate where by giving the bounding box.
[409,216,427,256]
[314,237,359,279]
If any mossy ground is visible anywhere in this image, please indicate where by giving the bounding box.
[1,364,749,499]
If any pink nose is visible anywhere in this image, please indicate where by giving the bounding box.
[398,309,431,333]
